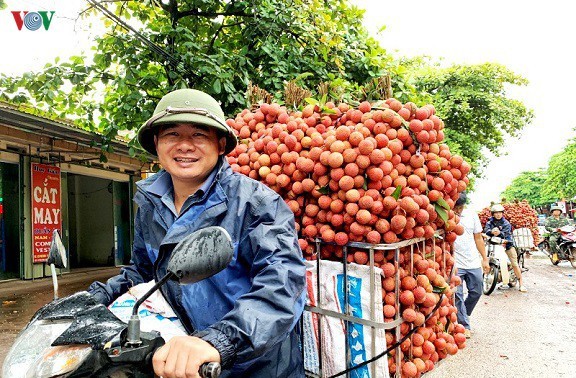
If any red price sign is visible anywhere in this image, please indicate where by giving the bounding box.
[31,163,61,263]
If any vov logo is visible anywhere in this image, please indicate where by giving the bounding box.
[11,11,56,31]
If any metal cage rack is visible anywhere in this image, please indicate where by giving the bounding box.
[303,233,449,378]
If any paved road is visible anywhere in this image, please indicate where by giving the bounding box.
[425,256,576,378]
[0,267,120,367]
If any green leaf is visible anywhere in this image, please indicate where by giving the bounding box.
[392,185,402,200]
[434,204,449,224]
[436,197,450,210]
[432,285,447,294]
[213,79,221,94]
[318,185,330,195]
[305,97,319,106]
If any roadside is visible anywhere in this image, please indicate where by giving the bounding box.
[425,257,576,377]
[2,256,574,376]
[0,267,120,366]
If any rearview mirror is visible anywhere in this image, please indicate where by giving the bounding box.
[47,230,67,269]
[125,226,234,353]
[167,226,234,284]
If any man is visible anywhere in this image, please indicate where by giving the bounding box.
[88,88,306,378]
[484,204,527,292]
[452,192,490,338]
[544,204,570,263]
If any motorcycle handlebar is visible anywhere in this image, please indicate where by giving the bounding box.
[200,362,221,378]
[146,350,220,378]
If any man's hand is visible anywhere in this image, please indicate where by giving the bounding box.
[481,257,490,274]
[491,227,500,236]
[153,336,221,378]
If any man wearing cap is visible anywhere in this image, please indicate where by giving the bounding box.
[484,204,527,292]
[452,192,490,338]
[545,204,570,263]
[88,88,306,377]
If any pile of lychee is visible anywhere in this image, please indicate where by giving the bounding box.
[225,98,470,376]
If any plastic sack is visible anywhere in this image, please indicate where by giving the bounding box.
[303,259,388,378]
[109,281,187,342]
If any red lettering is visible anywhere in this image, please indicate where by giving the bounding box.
[11,11,28,31]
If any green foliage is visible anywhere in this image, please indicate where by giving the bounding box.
[501,169,556,208]
[411,61,533,177]
[543,140,576,200]
[0,0,412,154]
[0,0,532,177]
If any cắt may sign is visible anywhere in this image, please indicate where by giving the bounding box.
[31,163,61,263]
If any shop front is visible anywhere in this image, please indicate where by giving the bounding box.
[0,102,152,280]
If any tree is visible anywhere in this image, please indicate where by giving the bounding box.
[0,0,532,176]
[542,140,576,200]
[501,169,556,208]
[0,0,409,153]
[410,61,533,177]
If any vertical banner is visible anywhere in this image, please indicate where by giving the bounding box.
[31,163,61,263]
[558,200,567,214]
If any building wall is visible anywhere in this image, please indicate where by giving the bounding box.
[0,109,150,280]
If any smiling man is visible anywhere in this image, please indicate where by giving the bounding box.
[88,88,306,378]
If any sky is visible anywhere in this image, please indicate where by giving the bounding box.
[353,0,576,210]
[1,1,576,211]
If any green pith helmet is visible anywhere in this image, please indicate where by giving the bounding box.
[550,205,562,212]
[137,88,238,156]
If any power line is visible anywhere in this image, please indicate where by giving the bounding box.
[86,0,200,81]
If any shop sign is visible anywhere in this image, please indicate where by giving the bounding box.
[31,163,61,263]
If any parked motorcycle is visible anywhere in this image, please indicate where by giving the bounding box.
[482,234,518,295]
[2,226,234,378]
[537,225,576,268]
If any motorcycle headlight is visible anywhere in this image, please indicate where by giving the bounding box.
[2,319,91,378]
[32,344,92,378]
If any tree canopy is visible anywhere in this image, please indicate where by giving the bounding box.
[501,132,576,206]
[0,0,532,176]
[542,140,576,200]
[501,169,556,208]
[410,62,533,176]
[1,0,404,146]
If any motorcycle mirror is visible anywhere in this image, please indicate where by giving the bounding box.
[167,226,234,284]
[47,230,67,269]
[47,230,67,300]
[126,226,234,347]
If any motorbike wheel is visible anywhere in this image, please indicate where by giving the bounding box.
[508,270,518,287]
[569,247,576,269]
[549,249,561,265]
[518,252,526,271]
[483,265,499,295]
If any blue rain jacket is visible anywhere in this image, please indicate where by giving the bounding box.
[484,216,515,248]
[89,158,306,377]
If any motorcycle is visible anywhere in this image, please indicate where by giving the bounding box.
[2,226,234,378]
[482,234,518,295]
[538,225,576,268]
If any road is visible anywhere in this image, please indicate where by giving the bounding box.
[0,267,120,367]
[0,258,574,377]
[425,256,576,378]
